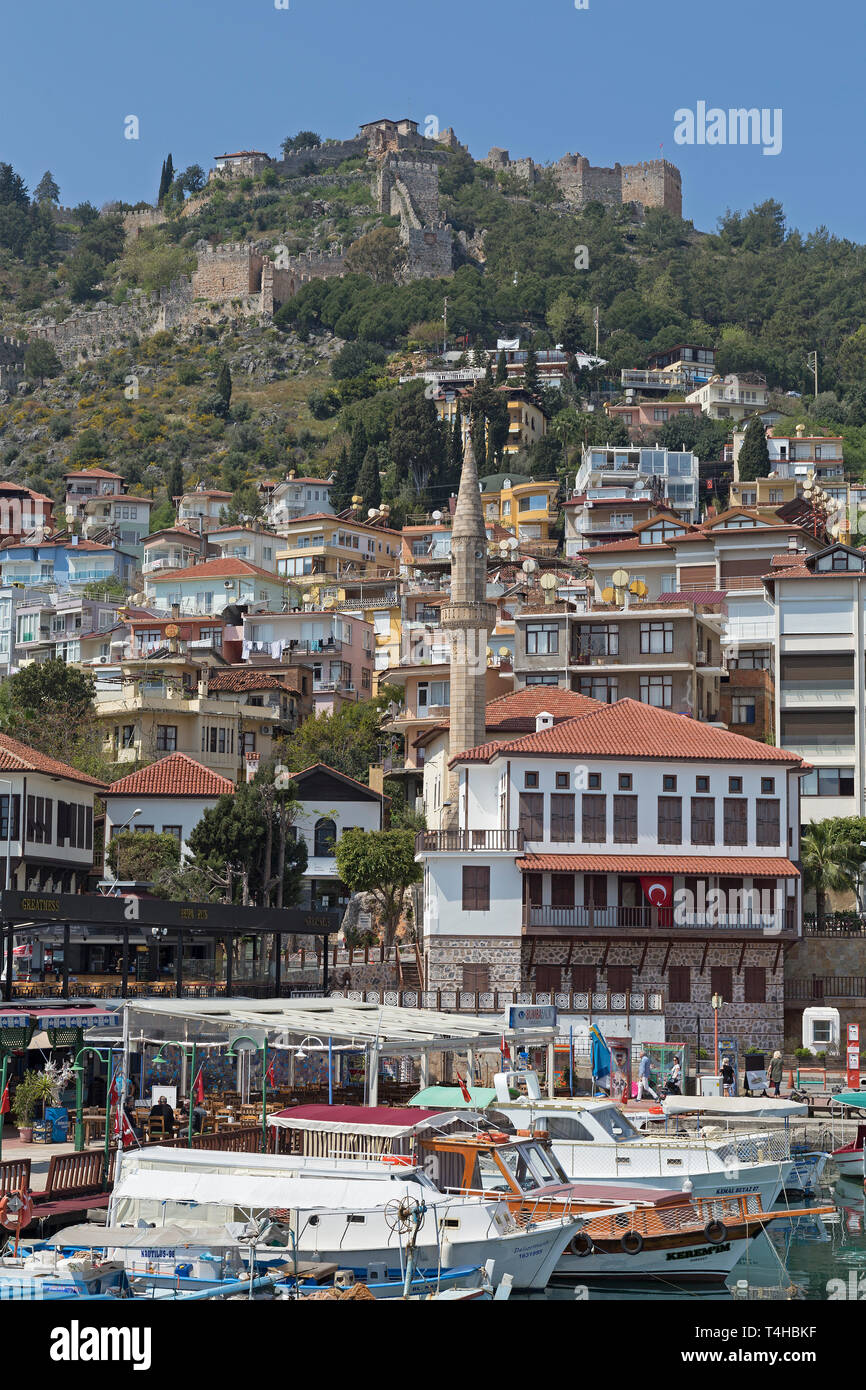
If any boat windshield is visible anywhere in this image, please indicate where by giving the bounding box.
[492,1145,548,1194]
[590,1107,642,1142]
[525,1142,570,1184]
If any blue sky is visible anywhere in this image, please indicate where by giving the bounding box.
[2,0,862,239]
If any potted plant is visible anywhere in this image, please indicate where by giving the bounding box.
[11,1072,44,1143]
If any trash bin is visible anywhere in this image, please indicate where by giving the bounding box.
[699,1075,722,1098]
[46,1106,68,1143]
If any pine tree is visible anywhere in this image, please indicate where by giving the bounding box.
[157,154,175,206]
[523,345,539,395]
[737,414,771,482]
[356,446,382,510]
[216,360,232,416]
[331,445,355,513]
[495,349,508,384]
[34,171,60,206]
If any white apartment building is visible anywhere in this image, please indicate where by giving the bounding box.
[764,541,866,820]
[261,476,335,530]
[686,373,769,422]
[0,733,105,893]
[573,445,700,530]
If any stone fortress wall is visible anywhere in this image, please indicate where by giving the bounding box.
[482,146,682,217]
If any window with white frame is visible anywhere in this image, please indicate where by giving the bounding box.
[639,674,672,707]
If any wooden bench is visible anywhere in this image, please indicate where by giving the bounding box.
[28,1150,115,1226]
[0,1158,32,1193]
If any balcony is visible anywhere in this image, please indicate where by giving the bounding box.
[621,369,689,392]
[523,904,797,936]
[416,829,525,853]
[329,986,664,1014]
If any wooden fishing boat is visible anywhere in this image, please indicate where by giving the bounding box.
[831,1122,866,1179]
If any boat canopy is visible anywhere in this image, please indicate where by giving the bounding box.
[662,1096,808,1118]
[408,1087,503,1110]
[112,1167,433,1213]
[267,1104,465,1138]
[43,1223,245,1250]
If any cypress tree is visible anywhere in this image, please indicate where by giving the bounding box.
[216,360,232,416]
[495,349,508,384]
[356,446,382,510]
[157,153,175,205]
[331,445,355,512]
[737,414,771,482]
[523,344,539,395]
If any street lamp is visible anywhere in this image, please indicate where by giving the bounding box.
[711,992,724,1077]
[72,1043,119,1187]
[154,1041,206,1148]
[227,1034,271,1153]
[109,808,142,886]
[293,1035,333,1106]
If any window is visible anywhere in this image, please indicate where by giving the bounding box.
[462,868,490,912]
[162,825,182,842]
[155,726,177,752]
[613,795,638,843]
[555,772,570,789]
[571,965,596,993]
[640,675,672,707]
[710,966,732,1000]
[524,772,539,789]
[0,794,21,842]
[575,623,618,658]
[241,732,256,755]
[658,796,682,844]
[801,767,855,797]
[519,793,544,841]
[526,623,560,655]
[668,966,691,1003]
[582,794,606,842]
[690,797,715,845]
[761,777,775,795]
[576,675,618,703]
[663,775,677,792]
[121,725,135,749]
[361,669,371,690]
[314,818,337,857]
[732,697,756,725]
[728,776,743,794]
[608,966,633,994]
[640,621,673,654]
[526,674,561,686]
[588,772,601,790]
[696,776,709,793]
[536,965,561,992]
[744,967,766,1004]
[756,798,780,846]
[618,773,632,790]
[462,964,490,991]
[27,795,52,845]
[551,874,574,907]
[550,794,575,842]
[723,798,747,846]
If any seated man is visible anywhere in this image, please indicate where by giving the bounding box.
[149,1094,176,1137]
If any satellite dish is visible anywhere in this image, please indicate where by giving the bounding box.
[612,568,630,588]
[522,558,537,574]
[601,586,615,602]
[486,646,493,656]
[498,646,510,658]
[432,510,442,522]
[164,623,179,638]
[630,580,648,596]
[539,573,556,590]
[507,537,519,551]
[367,509,378,519]
[322,597,335,609]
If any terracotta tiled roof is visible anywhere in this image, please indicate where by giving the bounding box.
[0,734,107,787]
[207,669,286,692]
[451,698,805,765]
[147,557,283,583]
[484,687,602,730]
[82,494,154,505]
[108,753,234,798]
[518,853,800,876]
[207,525,280,538]
[64,468,124,479]
[580,538,669,554]
[144,527,204,543]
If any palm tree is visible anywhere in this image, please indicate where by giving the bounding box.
[801,819,862,930]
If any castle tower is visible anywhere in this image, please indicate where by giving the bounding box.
[440,437,496,829]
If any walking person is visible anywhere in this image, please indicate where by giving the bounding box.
[768,1050,784,1097]
[636,1050,658,1100]
[720,1056,736,1098]
[666,1056,682,1096]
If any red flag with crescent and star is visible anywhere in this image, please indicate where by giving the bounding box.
[639,876,673,908]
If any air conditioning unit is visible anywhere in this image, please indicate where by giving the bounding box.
[98,656,109,664]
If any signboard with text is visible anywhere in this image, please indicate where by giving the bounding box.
[848,1023,861,1091]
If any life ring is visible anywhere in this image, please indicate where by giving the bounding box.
[703,1220,727,1244]
[570,1232,594,1257]
[485,1131,510,1144]
[0,1188,33,1232]
[620,1230,643,1255]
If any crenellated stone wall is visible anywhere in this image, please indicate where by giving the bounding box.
[482,146,683,216]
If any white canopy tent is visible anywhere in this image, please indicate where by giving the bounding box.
[120,996,558,1103]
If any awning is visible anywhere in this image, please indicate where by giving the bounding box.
[518,855,800,876]
[662,1095,808,1119]
[45,1223,244,1251]
[113,1169,423,1213]
[29,1008,122,1029]
[267,1105,459,1138]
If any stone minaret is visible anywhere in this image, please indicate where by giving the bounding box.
[440,436,496,829]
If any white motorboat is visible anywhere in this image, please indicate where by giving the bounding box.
[480,1072,794,1207]
[106,1145,587,1291]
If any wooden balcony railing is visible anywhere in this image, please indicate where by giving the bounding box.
[416,829,525,853]
[523,904,798,934]
[328,986,664,1014]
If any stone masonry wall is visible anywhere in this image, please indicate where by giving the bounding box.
[0,335,25,393]
[191,242,264,301]
[621,159,682,218]
[481,147,683,217]
[426,936,523,992]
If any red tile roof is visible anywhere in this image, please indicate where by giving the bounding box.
[484,687,602,731]
[655,590,727,605]
[108,753,234,798]
[64,468,124,480]
[147,556,284,583]
[518,853,800,876]
[0,734,107,787]
[452,699,805,765]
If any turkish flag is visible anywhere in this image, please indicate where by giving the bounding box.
[457,1073,472,1104]
[640,876,673,908]
[0,1083,9,1115]
[193,1066,205,1105]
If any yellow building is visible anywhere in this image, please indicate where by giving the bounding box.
[479,473,559,544]
[276,512,402,589]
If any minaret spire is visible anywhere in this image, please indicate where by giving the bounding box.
[441,435,496,829]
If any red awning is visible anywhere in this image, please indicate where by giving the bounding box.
[518,854,799,876]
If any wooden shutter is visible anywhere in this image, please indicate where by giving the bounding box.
[608,966,633,993]
[581,794,606,843]
[710,966,733,999]
[668,966,691,1002]
[613,795,638,843]
[536,965,561,992]
[657,796,682,844]
[723,798,747,846]
[744,967,766,1003]
[679,564,716,586]
[550,794,575,843]
[571,965,596,992]
[756,799,780,846]
[519,793,544,841]
[690,796,715,845]
[462,964,490,992]
[462,866,490,911]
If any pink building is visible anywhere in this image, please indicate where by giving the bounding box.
[606,400,703,441]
